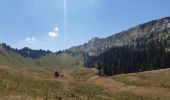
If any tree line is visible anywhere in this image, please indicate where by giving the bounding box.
[84,39,170,76]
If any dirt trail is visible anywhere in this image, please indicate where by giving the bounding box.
[53,67,170,97]
[88,76,124,93]
[88,76,170,97]
[87,76,99,81]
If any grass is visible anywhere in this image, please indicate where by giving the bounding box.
[110,69,170,100]
[111,91,166,100]
[70,67,98,81]
[0,46,34,67]
[112,69,170,88]
[1,65,170,100]
[112,92,143,100]
[35,53,84,67]
[0,66,110,100]
[70,82,110,100]
[0,69,63,99]
[0,45,84,68]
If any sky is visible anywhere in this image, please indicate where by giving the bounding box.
[0,0,169,51]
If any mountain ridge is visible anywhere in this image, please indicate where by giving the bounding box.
[68,17,170,56]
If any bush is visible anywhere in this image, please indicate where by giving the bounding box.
[60,74,64,77]
[54,71,60,77]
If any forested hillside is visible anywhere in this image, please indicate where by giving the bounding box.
[85,39,170,75]
[83,17,170,75]
[68,17,170,56]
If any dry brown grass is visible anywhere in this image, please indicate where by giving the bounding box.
[1,65,170,100]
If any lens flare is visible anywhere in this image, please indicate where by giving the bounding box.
[64,0,67,40]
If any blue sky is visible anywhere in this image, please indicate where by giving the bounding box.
[0,0,169,51]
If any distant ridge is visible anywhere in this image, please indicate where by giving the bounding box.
[0,43,81,67]
[0,43,51,59]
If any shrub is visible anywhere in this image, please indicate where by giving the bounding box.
[54,71,60,77]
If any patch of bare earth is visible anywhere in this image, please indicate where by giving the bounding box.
[88,69,170,99]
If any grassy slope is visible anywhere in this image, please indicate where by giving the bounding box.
[0,66,109,100]
[88,68,170,100]
[35,53,84,67]
[111,69,170,100]
[0,46,34,67]
[1,65,170,100]
[0,44,83,67]
[112,69,170,88]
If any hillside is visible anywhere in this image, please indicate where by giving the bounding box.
[81,17,170,75]
[0,66,170,100]
[35,53,84,67]
[0,44,34,67]
[68,17,170,56]
[0,43,83,67]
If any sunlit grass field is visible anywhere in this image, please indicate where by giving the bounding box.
[0,66,170,100]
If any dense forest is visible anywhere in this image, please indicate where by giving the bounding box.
[85,39,170,76]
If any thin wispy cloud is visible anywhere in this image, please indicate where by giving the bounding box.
[48,26,59,38]
[25,37,37,43]
[48,32,59,38]
[54,27,59,32]
[64,0,67,40]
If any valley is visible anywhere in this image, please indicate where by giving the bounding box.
[0,17,170,100]
[0,0,169,99]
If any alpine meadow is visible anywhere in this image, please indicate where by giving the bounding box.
[0,0,170,100]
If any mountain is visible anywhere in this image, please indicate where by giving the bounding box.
[68,17,170,56]
[79,17,170,75]
[0,17,170,73]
